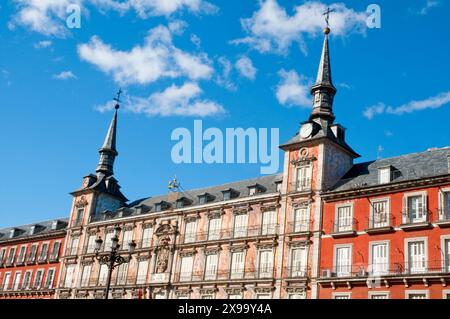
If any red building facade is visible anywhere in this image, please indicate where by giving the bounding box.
[0,219,67,299]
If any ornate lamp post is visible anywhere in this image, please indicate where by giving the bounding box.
[94,225,137,299]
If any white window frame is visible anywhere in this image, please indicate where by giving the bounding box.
[122,229,134,248]
[230,250,246,279]
[332,292,351,299]
[405,290,429,299]
[439,187,450,220]
[261,210,277,235]
[80,264,92,287]
[12,271,21,290]
[289,246,308,277]
[233,213,248,238]
[22,270,32,290]
[33,269,44,289]
[295,163,312,191]
[403,191,428,224]
[368,291,390,299]
[179,255,194,282]
[50,241,61,260]
[256,293,272,299]
[370,197,391,228]
[63,264,76,288]
[369,240,390,276]
[257,249,274,279]
[207,216,222,241]
[70,236,79,255]
[405,237,428,274]
[292,205,309,232]
[86,235,97,253]
[378,167,391,184]
[184,220,198,243]
[136,259,149,284]
[17,245,27,264]
[141,226,153,248]
[2,272,11,290]
[44,268,56,289]
[440,234,450,272]
[334,203,354,232]
[204,254,219,280]
[38,242,49,262]
[98,264,109,286]
[7,246,17,264]
[333,244,353,277]
[28,244,38,262]
[443,290,450,299]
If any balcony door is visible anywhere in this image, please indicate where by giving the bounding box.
[445,239,450,272]
[407,196,426,223]
[371,243,388,275]
[295,164,312,191]
[258,250,273,278]
[408,241,426,274]
[293,207,309,232]
[372,200,388,228]
[335,246,351,277]
[336,206,352,232]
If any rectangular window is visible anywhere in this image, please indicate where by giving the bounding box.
[104,232,114,252]
[0,249,6,265]
[333,294,351,299]
[261,210,276,235]
[22,271,32,290]
[233,214,248,238]
[407,240,426,274]
[179,256,194,282]
[406,195,426,223]
[249,187,256,196]
[371,242,389,275]
[98,264,109,286]
[12,272,21,290]
[229,293,242,299]
[17,246,27,264]
[84,235,96,254]
[204,254,218,280]
[136,260,149,284]
[289,294,305,299]
[223,191,231,201]
[70,237,79,255]
[293,207,309,232]
[230,251,245,279]
[202,294,214,299]
[336,205,353,232]
[184,220,197,243]
[7,247,16,265]
[141,227,153,248]
[33,270,43,289]
[407,292,428,299]
[74,207,84,225]
[28,245,37,262]
[444,238,450,272]
[370,293,389,299]
[116,263,128,285]
[335,246,352,277]
[64,265,75,288]
[295,164,312,191]
[208,217,221,241]
[256,294,271,299]
[372,200,389,228]
[258,250,273,278]
[39,243,49,262]
[290,247,307,277]
[122,230,133,248]
[378,168,391,184]
[81,264,92,287]
[2,273,11,290]
[44,269,55,288]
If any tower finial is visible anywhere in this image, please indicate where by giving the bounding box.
[322,7,335,34]
[96,91,120,176]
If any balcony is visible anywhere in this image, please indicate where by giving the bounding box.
[289,180,312,194]
[435,208,450,227]
[319,260,450,281]
[173,267,275,283]
[399,210,432,231]
[80,275,148,288]
[179,224,279,244]
[365,214,395,234]
[284,266,309,279]
[287,220,311,234]
[330,218,358,238]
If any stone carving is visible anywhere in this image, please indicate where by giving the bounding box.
[156,235,171,273]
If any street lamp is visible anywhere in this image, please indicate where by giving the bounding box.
[95,225,137,299]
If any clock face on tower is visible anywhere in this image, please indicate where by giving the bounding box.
[300,123,313,139]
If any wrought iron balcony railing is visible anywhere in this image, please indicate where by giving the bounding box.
[401,210,431,225]
[289,180,312,193]
[79,275,148,288]
[173,267,275,283]
[287,220,311,233]
[366,214,396,229]
[283,266,309,278]
[332,218,358,234]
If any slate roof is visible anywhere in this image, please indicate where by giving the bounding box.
[91,174,283,222]
[329,147,450,192]
[0,218,68,242]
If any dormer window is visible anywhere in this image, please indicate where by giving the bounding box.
[155,201,170,212]
[248,184,266,196]
[198,193,215,205]
[378,167,391,184]
[222,188,239,201]
[176,197,192,209]
[275,181,282,192]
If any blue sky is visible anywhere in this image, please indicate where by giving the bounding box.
[0,0,449,227]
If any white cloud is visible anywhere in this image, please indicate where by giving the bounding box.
[363,92,450,119]
[232,0,367,55]
[124,82,225,117]
[235,56,257,80]
[78,25,213,85]
[53,70,77,80]
[11,0,216,37]
[190,33,201,49]
[11,0,82,37]
[416,0,440,15]
[215,57,236,91]
[275,69,311,107]
[34,40,53,49]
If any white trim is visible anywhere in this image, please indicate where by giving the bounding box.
[332,292,351,299]
[333,243,353,276]
[443,290,450,299]
[405,290,429,299]
[368,291,390,299]
[369,197,391,227]
[368,240,390,275]
[404,237,428,273]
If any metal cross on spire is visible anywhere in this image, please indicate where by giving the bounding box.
[323,7,336,28]
[113,88,122,109]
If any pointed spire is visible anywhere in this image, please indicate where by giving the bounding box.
[96,93,121,177]
[309,27,337,123]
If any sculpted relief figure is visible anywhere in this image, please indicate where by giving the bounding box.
[156,235,171,273]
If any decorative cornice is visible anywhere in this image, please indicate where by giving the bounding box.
[179,249,197,257]
[207,209,224,219]
[199,288,218,295]
[229,244,249,252]
[254,286,275,293]
[203,246,222,255]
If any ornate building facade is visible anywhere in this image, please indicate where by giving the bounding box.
[1,27,449,299]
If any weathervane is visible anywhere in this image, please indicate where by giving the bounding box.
[113,88,122,109]
[323,7,336,28]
